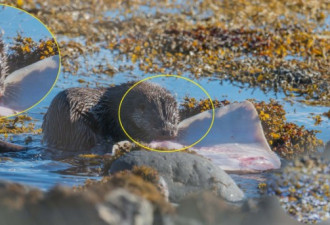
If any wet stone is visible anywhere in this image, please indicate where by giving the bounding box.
[109,150,245,203]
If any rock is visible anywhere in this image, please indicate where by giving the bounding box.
[0,180,326,225]
[28,185,105,225]
[109,150,245,202]
[318,219,330,225]
[97,189,153,225]
[176,191,241,225]
[0,182,155,225]
[174,192,309,225]
[323,141,330,160]
[111,140,135,155]
[0,140,27,153]
[0,185,106,225]
[158,176,169,201]
[0,180,43,209]
[242,196,303,225]
[172,216,204,225]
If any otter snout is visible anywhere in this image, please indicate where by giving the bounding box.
[0,82,5,96]
[161,128,177,138]
[158,121,178,140]
[0,86,4,98]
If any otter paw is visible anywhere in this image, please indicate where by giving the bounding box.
[112,140,134,155]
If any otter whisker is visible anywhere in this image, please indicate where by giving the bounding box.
[3,83,20,100]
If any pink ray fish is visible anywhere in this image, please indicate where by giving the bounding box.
[0,55,59,117]
[150,101,281,172]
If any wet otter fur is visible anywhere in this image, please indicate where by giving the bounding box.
[0,36,8,97]
[42,82,179,152]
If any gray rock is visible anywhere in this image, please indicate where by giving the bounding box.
[0,185,107,225]
[109,150,245,202]
[97,189,153,225]
[323,141,330,160]
[318,219,330,225]
[242,196,303,225]
[176,191,242,225]
[172,216,204,225]
[174,192,308,225]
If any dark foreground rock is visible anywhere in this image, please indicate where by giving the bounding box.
[109,150,245,202]
[0,180,328,225]
[242,196,303,225]
[0,181,154,225]
[0,183,105,225]
[174,191,307,225]
[319,219,330,225]
[269,152,330,224]
[97,189,153,225]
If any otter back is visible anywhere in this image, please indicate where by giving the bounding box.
[42,87,107,151]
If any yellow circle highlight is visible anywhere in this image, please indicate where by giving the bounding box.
[0,3,61,119]
[118,74,215,153]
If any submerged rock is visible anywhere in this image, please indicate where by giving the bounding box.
[109,150,245,202]
[0,179,327,225]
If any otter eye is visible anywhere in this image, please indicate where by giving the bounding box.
[138,103,146,111]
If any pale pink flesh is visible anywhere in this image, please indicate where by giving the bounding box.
[150,101,281,172]
[0,55,59,116]
[0,106,16,116]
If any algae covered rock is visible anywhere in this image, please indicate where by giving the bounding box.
[97,189,153,225]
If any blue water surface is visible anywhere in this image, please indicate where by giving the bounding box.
[0,5,52,43]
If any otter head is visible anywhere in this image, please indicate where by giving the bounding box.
[120,82,179,142]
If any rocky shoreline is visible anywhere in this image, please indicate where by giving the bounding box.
[268,146,330,224]
[0,146,329,225]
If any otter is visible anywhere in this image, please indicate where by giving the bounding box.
[42,82,179,152]
[0,36,9,98]
[0,37,16,116]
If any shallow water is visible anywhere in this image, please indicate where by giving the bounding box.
[0,153,98,190]
[0,6,52,48]
[1,64,328,197]
[230,173,273,199]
